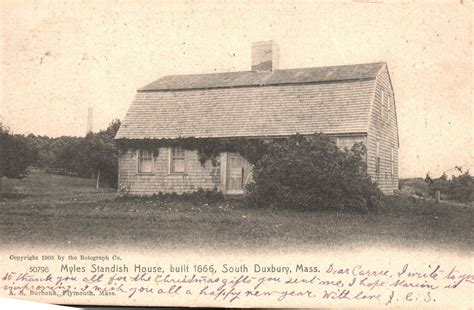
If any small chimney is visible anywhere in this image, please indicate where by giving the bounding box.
[251,40,279,72]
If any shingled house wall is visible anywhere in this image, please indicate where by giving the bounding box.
[118,148,220,195]
[116,61,399,196]
[118,134,369,196]
[367,66,399,194]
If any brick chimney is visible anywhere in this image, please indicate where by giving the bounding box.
[251,41,279,72]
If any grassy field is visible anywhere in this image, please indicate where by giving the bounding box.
[0,170,472,252]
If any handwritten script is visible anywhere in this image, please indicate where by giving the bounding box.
[1,254,473,307]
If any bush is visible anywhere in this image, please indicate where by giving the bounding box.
[116,188,224,205]
[0,123,37,180]
[245,134,383,213]
[447,172,473,202]
[426,171,473,203]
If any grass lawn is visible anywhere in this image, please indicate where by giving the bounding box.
[0,169,472,253]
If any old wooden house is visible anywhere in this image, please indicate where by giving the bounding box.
[115,41,399,195]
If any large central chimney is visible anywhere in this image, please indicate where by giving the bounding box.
[251,40,279,72]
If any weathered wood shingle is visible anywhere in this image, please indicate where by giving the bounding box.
[139,62,385,91]
[116,62,385,139]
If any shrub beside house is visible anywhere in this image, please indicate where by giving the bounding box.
[115,41,399,197]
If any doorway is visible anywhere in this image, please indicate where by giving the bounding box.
[222,152,252,195]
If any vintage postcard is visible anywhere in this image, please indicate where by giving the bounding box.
[0,0,472,308]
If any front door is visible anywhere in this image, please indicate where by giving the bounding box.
[225,153,251,195]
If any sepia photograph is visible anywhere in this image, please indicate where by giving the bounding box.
[0,0,472,308]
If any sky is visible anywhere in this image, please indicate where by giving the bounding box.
[0,0,472,178]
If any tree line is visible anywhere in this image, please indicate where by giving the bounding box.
[0,119,121,190]
[3,119,471,205]
[425,171,473,203]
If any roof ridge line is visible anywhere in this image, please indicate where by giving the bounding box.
[137,77,377,92]
[158,61,387,79]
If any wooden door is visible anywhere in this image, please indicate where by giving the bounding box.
[226,153,250,194]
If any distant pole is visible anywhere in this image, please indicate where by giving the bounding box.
[96,168,100,189]
[435,191,440,203]
[86,107,93,135]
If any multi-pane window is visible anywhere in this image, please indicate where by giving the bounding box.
[387,97,391,125]
[138,150,153,173]
[375,141,381,174]
[170,147,186,173]
[391,147,394,176]
[381,90,385,121]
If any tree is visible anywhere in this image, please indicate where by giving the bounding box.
[79,119,121,188]
[0,120,121,190]
[428,173,450,198]
[424,173,433,184]
[439,173,448,181]
[425,169,473,202]
[54,137,83,173]
[448,171,473,202]
[0,123,37,192]
[245,134,382,213]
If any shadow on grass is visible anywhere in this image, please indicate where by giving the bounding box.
[1,179,472,253]
[0,192,29,200]
[114,191,379,214]
[115,189,228,207]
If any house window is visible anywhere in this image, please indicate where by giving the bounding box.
[138,150,153,173]
[391,147,394,176]
[375,141,380,174]
[387,96,392,125]
[381,90,385,121]
[170,147,186,173]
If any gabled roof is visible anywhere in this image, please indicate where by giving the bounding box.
[139,62,385,91]
[116,62,386,140]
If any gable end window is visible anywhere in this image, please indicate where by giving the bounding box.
[387,97,392,125]
[391,147,394,176]
[375,141,381,174]
[381,90,385,121]
[170,147,186,173]
[138,149,153,173]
